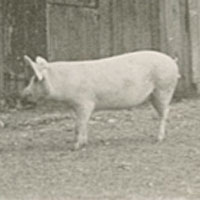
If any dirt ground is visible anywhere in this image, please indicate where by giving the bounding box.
[0,97,200,200]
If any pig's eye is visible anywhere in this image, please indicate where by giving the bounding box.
[33,75,44,83]
[33,76,39,83]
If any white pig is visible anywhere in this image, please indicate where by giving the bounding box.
[22,51,180,149]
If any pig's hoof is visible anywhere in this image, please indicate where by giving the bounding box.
[74,141,87,150]
[158,134,165,142]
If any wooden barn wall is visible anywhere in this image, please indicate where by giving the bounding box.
[159,0,195,96]
[46,0,160,61]
[110,0,160,55]
[46,0,100,61]
[98,0,160,56]
[45,0,200,96]
[1,0,200,97]
[2,0,47,94]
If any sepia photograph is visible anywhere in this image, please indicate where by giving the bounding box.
[0,0,200,199]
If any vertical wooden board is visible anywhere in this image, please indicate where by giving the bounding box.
[82,7,99,59]
[0,0,47,93]
[47,4,63,60]
[46,3,54,60]
[73,6,88,59]
[130,0,141,51]
[66,6,99,60]
[47,4,81,60]
[122,0,151,52]
[46,3,99,61]
[1,0,17,93]
[34,0,47,58]
[188,0,200,93]
[137,0,144,49]
[0,2,3,95]
[111,0,124,55]
[179,0,193,93]
[159,0,187,94]
[110,0,160,55]
[150,0,160,50]
[165,0,182,57]
[159,0,168,53]
[173,0,190,94]
[135,0,142,49]
[142,0,152,49]
[134,0,151,50]
[99,0,112,58]
[197,0,200,92]
[67,7,88,60]
[160,0,183,67]
[122,0,136,52]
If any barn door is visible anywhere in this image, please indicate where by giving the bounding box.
[46,0,99,61]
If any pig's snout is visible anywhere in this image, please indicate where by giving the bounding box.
[20,88,34,103]
[20,88,30,99]
[19,89,37,108]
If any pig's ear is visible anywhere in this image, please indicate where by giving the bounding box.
[36,56,48,66]
[24,55,43,81]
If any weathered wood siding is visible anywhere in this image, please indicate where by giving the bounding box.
[46,0,99,60]
[45,0,199,96]
[188,0,200,93]
[159,0,200,96]
[111,0,156,55]
[0,0,200,97]
[46,0,160,60]
[2,0,47,93]
[0,1,3,96]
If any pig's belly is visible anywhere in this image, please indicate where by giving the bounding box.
[94,84,154,110]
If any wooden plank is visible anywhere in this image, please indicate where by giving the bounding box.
[159,0,168,53]
[162,0,182,57]
[0,2,3,96]
[81,7,99,59]
[160,0,182,57]
[109,0,157,55]
[110,0,159,54]
[47,5,77,60]
[65,6,99,60]
[46,2,99,61]
[46,3,51,60]
[134,0,151,50]
[142,0,152,49]
[159,0,187,95]
[197,0,200,92]
[99,0,112,58]
[67,6,87,60]
[47,0,98,8]
[130,0,140,51]
[179,0,193,94]
[122,0,133,52]
[112,0,124,55]
[188,0,200,93]
[135,0,143,50]
[150,0,160,50]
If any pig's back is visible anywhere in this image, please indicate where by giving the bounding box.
[47,51,179,109]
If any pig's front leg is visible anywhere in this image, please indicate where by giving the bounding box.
[74,101,95,150]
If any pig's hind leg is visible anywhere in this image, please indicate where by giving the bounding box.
[150,87,175,142]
